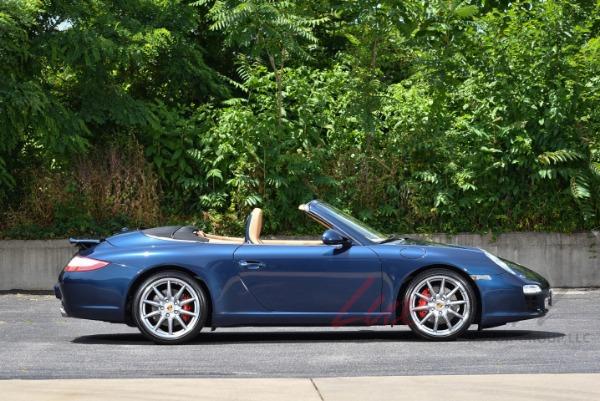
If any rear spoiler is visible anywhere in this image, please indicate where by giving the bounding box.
[69,238,103,250]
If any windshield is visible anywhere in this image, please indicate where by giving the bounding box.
[318,202,387,242]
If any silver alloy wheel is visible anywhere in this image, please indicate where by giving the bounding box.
[409,275,470,337]
[138,277,201,340]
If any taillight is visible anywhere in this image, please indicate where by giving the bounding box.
[65,256,109,272]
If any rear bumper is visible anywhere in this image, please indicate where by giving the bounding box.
[54,284,71,318]
[54,282,62,300]
[55,263,130,323]
[60,305,69,317]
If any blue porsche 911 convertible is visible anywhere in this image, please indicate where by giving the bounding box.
[55,200,552,344]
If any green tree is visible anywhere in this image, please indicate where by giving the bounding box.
[2,0,600,238]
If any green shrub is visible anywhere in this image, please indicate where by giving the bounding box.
[1,0,600,238]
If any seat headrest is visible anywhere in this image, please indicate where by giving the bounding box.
[245,208,263,244]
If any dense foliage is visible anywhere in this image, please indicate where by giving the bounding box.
[1,0,599,238]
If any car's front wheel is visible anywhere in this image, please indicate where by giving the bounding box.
[403,269,476,340]
[133,270,207,344]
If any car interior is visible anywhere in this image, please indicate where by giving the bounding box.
[194,206,325,245]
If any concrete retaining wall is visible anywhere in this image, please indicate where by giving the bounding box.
[416,232,600,288]
[0,240,75,291]
[1,233,599,290]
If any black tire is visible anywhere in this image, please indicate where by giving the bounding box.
[402,268,476,341]
[133,270,208,345]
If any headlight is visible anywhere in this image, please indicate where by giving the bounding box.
[481,249,517,275]
[523,284,542,295]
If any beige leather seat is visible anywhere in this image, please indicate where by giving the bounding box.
[246,208,264,244]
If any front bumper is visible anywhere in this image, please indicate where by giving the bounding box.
[476,272,552,328]
[546,289,553,309]
[524,287,552,314]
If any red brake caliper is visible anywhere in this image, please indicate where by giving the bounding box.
[181,293,193,323]
[417,288,430,319]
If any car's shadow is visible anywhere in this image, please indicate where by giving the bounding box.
[72,329,565,345]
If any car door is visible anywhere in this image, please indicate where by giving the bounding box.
[233,244,382,314]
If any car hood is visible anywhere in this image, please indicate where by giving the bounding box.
[394,236,480,251]
[395,237,549,285]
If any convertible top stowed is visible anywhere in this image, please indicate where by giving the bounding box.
[143,226,208,242]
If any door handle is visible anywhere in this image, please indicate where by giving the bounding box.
[238,260,266,269]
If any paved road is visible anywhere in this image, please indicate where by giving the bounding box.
[0,290,599,379]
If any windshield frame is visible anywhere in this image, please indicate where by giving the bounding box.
[304,201,387,245]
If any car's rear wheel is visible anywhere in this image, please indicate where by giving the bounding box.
[133,270,207,344]
[403,269,476,341]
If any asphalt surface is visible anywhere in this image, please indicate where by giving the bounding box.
[0,290,599,379]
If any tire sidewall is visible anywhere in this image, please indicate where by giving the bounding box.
[133,270,207,345]
[403,268,476,341]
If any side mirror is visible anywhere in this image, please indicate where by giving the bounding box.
[322,229,351,249]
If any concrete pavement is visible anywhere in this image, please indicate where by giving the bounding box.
[1,290,599,400]
[1,374,599,401]
[1,290,599,379]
